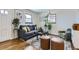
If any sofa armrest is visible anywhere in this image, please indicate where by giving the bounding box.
[18,29,26,37]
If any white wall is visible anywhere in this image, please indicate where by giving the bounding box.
[39,9,78,35]
[72,31,79,48]
[0,9,15,42]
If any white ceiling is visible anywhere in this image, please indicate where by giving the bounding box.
[30,9,79,14]
[30,9,49,13]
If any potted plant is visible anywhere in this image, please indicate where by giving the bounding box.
[44,15,52,33]
[48,22,52,30]
[12,18,19,30]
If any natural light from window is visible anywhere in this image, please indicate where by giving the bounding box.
[0,10,8,14]
[25,14,32,24]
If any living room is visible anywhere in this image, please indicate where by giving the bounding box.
[0,9,79,50]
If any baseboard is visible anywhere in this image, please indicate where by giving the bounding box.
[10,37,18,40]
[74,48,79,50]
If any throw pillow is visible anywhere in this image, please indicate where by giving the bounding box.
[27,27,30,32]
[22,27,28,32]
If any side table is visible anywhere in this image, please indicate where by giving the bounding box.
[40,35,50,50]
[51,37,64,50]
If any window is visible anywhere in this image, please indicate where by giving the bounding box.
[0,10,8,14]
[0,10,4,14]
[48,14,56,23]
[25,14,32,24]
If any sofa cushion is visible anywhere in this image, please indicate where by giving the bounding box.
[28,26,35,31]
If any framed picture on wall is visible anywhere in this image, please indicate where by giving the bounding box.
[48,14,56,23]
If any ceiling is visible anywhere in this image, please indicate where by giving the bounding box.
[30,9,49,13]
[30,9,79,14]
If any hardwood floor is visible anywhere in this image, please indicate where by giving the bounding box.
[0,39,29,50]
[0,38,76,50]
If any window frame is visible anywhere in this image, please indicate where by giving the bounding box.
[25,14,33,24]
[48,14,56,24]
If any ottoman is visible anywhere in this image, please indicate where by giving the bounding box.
[40,35,50,50]
[51,37,64,50]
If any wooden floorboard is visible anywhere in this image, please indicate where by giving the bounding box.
[0,39,29,50]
